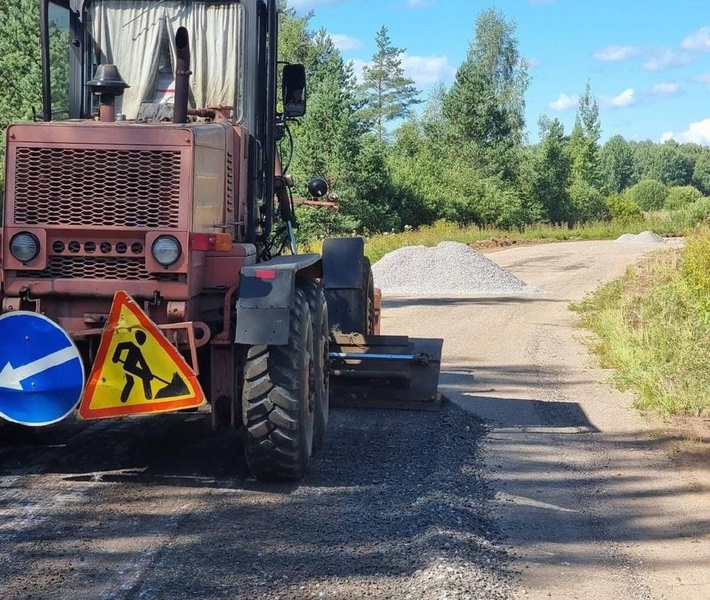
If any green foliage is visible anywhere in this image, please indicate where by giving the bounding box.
[626,179,669,211]
[358,26,420,141]
[0,0,42,128]
[574,231,710,416]
[568,179,609,222]
[600,135,633,193]
[606,193,643,223]
[631,141,694,187]
[692,152,710,195]
[664,185,704,210]
[568,82,602,189]
[387,118,440,227]
[442,8,529,185]
[532,116,573,223]
[670,196,710,229]
[682,226,710,312]
[294,205,358,245]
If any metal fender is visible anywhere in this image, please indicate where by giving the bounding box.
[235,253,322,346]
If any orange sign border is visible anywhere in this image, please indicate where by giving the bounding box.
[79,291,205,419]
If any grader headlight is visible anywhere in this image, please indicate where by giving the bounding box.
[151,235,182,267]
[10,232,40,263]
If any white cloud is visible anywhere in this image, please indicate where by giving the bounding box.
[400,54,456,87]
[592,45,640,62]
[329,33,363,52]
[643,49,694,71]
[605,88,636,107]
[549,93,578,111]
[652,82,679,96]
[351,54,454,88]
[695,73,710,84]
[681,27,710,52]
[661,118,710,145]
[406,0,434,7]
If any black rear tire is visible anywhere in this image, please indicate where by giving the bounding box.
[242,288,315,481]
[297,278,329,452]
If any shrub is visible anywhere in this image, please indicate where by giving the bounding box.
[626,179,669,211]
[606,193,643,223]
[671,197,710,229]
[568,179,610,222]
[682,226,710,311]
[664,185,704,210]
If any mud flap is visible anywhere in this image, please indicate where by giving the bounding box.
[329,333,443,410]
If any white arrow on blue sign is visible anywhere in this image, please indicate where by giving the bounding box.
[0,311,85,426]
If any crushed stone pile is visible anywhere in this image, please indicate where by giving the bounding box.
[616,231,666,244]
[372,241,543,297]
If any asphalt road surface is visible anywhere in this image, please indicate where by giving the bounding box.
[1,240,708,599]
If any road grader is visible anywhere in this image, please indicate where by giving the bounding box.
[0,0,442,480]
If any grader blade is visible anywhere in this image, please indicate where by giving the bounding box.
[329,333,443,410]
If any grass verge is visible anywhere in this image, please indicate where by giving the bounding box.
[572,227,710,417]
[361,217,684,263]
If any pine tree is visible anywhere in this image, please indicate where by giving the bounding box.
[442,8,529,185]
[359,26,420,141]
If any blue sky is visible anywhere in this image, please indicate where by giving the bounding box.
[289,0,710,145]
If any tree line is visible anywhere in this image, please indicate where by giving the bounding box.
[1,0,709,237]
[280,2,710,242]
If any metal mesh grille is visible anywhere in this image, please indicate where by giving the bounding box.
[12,148,181,228]
[16,256,181,282]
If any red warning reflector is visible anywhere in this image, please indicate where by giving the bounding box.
[191,233,212,252]
[255,270,277,280]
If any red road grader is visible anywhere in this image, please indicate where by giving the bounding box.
[0,0,441,480]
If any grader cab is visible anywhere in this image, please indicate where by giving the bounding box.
[0,0,442,480]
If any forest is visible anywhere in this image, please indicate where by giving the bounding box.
[1,0,709,240]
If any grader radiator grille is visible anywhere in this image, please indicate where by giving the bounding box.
[16,256,181,282]
[12,148,182,228]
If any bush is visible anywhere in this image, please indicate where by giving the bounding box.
[626,179,669,211]
[671,197,710,229]
[664,185,704,210]
[682,226,710,311]
[568,179,610,222]
[606,193,643,223]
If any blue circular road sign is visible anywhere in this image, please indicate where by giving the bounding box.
[0,312,85,426]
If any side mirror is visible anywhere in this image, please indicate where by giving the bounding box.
[282,64,306,118]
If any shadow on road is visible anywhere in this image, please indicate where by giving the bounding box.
[383,296,565,309]
[0,405,512,598]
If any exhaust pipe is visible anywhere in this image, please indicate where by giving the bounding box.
[174,27,191,124]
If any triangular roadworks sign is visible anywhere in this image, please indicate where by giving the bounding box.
[79,291,205,420]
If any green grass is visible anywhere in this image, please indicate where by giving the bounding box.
[362,216,685,263]
[573,227,710,417]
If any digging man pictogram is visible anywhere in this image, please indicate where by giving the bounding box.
[112,330,189,403]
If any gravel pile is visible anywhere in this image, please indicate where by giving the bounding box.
[372,241,542,297]
[616,231,666,244]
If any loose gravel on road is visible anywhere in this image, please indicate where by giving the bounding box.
[0,405,512,600]
[616,231,666,244]
[372,241,543,297]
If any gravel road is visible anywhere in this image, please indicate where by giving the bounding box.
[383,239,709,600]
[2,239,708,599]
[0,403,510,599]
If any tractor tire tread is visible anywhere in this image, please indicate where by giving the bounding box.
[242,288,313,481]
